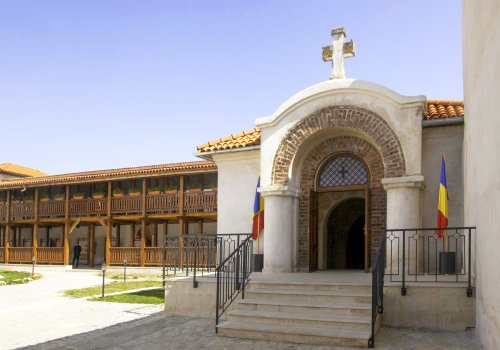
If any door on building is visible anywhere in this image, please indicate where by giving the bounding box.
[309,154,370,272]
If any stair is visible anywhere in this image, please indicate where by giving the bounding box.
[217,279,373,347]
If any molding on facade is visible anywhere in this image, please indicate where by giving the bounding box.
[258,186,301,198]
[382,175,425,190]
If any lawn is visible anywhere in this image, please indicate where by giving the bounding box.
[0,271,42,285]
[89,288,164,304]
[107,273,163,281]
[64,280,162,298]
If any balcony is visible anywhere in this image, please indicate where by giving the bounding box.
[1,190,217,221]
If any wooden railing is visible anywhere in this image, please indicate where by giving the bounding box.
[146,193,179,213]
[110,247,141,265]
[3,191,217,220]
[39,200,65,217]
[111,196,142,215]
[70,198,107,216]
[144,247,164,265]
[0,202,6,220]
[11,202,34,219]
[0,248,4,262]
[8,247,33,263]
[37,247,64,264]
[184,190,217,212]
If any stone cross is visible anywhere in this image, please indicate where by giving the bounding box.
[322,27,356,80]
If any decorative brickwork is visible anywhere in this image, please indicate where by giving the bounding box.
[297,136,386,270]
[271,106,406,186]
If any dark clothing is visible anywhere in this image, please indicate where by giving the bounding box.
[72,244,82,268]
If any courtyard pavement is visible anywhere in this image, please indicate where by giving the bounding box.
[0,267,483,350]
[0,267,162,350]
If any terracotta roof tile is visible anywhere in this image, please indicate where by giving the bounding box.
[0,161,216,188]
[425,100,464,120]
[0,163,47,177]
[197,100,465,154]
[196,128,261,153]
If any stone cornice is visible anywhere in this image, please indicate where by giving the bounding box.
[258,186,301,198]
[382,175,425,190]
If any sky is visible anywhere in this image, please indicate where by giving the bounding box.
[0,1,463,175]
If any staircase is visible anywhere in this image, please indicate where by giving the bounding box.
[217,277,374,347]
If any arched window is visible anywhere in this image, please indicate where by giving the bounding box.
[318,155,368,188]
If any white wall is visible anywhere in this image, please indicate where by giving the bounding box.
[212,150,261,251]
[463,1,500,349]
[421,125,464,228]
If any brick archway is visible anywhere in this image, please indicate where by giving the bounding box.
[297,136,386,270]
[271,106,406,186]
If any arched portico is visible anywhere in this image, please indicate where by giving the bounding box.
[258,80,426,273]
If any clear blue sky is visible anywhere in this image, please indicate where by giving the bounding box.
[0,1,462,175]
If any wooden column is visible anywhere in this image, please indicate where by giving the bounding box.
[5,190,10,263]
[45,227,50,247]
[33,188,39,261]
[198,220,203,235]
[116,224,121,247]
[89,224,95,268]
[63,185,70,265]
[105,182,112,265]
[140,219,146,266]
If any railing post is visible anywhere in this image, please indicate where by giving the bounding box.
[401,230,406,296]
[467,228,473,297]
[242,241,247,299]
[162,238,166,287]
[215,264,220,334]
[193,236,198,288]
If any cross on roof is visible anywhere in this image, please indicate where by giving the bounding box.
[322,27,356,80]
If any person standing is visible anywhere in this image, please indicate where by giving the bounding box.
[72,241,82,268]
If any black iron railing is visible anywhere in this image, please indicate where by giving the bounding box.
[385,227,475,296]
[369,235,385,348]
[215,234,253,333]
[161,233,252,289]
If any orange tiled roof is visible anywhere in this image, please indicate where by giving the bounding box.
[0,163,47,177]
[196,128,261,153]
[425,100,464,120]
[0,161,216,188]
[197,100,464,153]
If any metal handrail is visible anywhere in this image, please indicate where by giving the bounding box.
[215,234,253,333]
[369,235,386,348]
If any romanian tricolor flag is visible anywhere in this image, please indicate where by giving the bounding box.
[252,177,264,240]
[437,155,448,238]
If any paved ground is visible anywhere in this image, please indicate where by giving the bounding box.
[0,267,162,350]
[0,267,483,350]
[25,313,482,350]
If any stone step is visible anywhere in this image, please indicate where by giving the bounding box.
[217,320,370,347]
[238,298,371,317]
[245,287,371,303]
[227,309,371,330]
[249,281,371,293]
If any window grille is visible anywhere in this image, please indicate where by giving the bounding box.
[318,156,368,187]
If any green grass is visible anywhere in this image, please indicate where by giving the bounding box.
[89,288,164,304]
[64,280,162,298]
[0,271,31,281]
[107,273,163,280]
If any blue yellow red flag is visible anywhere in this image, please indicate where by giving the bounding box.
[252,177,264,240]
[437,155,448,238]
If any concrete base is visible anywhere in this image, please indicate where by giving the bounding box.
[165,276,218,318]
[383,284,475,331]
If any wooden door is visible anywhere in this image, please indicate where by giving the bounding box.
[308,190,318,272]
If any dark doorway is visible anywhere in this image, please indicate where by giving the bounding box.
[327,198,365,269]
